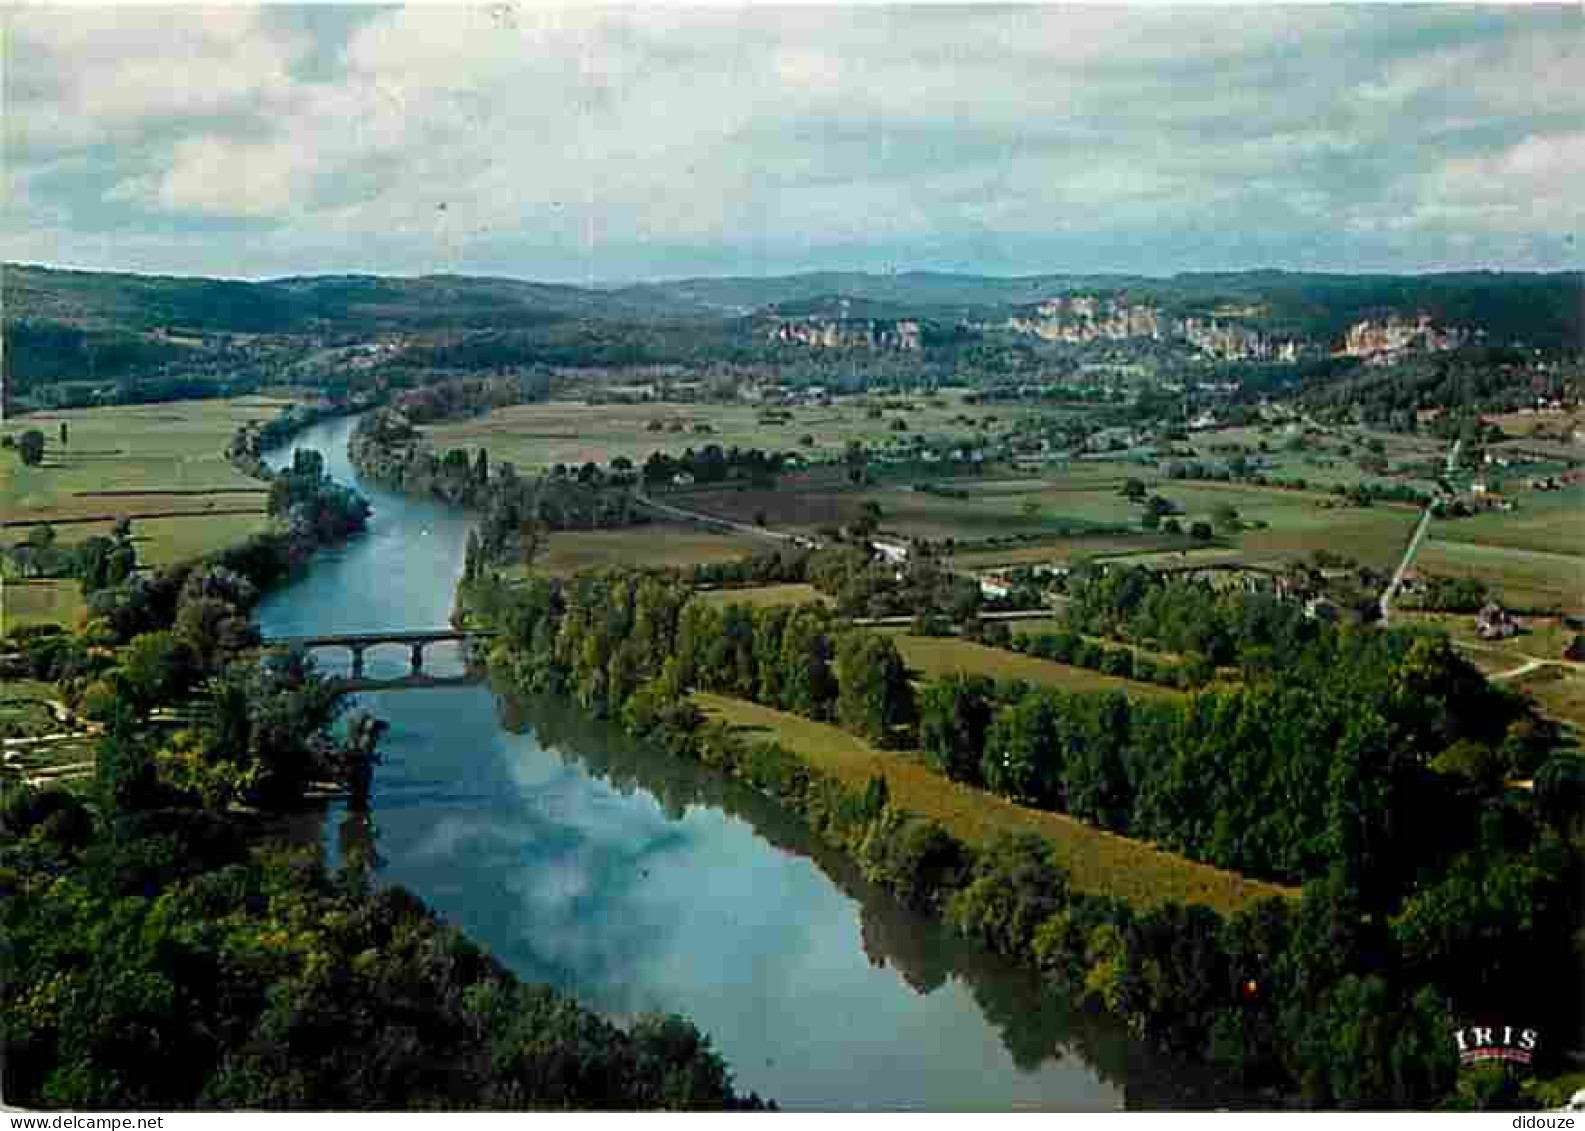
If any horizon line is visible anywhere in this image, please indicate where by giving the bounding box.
[7,259,1582,291]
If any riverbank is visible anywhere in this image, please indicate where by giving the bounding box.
[249,413,1247,1110]
[461,557,1583,1110]
[459,568,1318,1099]
[692,691,1292,914]
[259,415,1578,1111]
[1,397,294,629]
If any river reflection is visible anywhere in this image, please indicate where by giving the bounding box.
[259,415,1239,1111]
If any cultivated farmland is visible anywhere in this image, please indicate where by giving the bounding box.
[692,691,1292,915]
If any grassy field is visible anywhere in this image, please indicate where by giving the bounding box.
[1235,504,1420,572]
[1399,615,1585,733]
[1417,539,1583,612]
[1399,611,1581,666]
[695,583,831,609]
[693,691,1292,914]
[0,579,85,631]
[1,397,287,516]
[1430,484,1585,558]
[1179,423,1449,497]
[0,678,61,739]
[880,633,1183,700]
[949,535,1186,570]
[527,523,768,578]
[419,392,1036,471]
[1,397,288,626]
[1486,408,1585,443]
[686,466,1421,572]
[1509,666,1585,739]
[682,475,1146,544]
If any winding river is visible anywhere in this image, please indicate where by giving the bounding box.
[256,415,1229,1111]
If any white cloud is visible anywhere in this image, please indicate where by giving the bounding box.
[7,7,306,149]
[108,133,308,218]
[1423,130,1585,233]
[5,4,1580,277]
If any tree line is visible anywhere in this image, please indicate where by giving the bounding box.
[2,492,758,1110]
[459,562,1583,1109]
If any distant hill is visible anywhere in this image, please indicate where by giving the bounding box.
[613,269,1582,348]
[3,263,1578,409]
[4,264,668,334]
[9,261,1579,340]
[608,270,1150,316]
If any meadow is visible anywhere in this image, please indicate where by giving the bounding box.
[1180,423,1448,495]
[0,678,61,740]
[525,523,768,578]
[1,396,287,627]
[692,690,1292,915]
[419,391,1036,471]
[878,632,1184,701]
[1431,482,1585,558]
[695,582,831,609]
[1417,538,1583,612]
[1509,666,1585,742]
[1398,611,1581,669]
[685,463,1422,571]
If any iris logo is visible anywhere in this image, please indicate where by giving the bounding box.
[1455,1024,1538,1067]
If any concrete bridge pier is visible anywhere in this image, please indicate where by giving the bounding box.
[410,642,425,675]
[350,645,367,678]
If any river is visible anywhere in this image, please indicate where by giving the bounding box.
[256,414,1229,1111]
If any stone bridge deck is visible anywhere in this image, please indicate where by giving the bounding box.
[262,628,497,676]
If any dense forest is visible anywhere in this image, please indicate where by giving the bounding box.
[1302,346,1585,429]
[457,563,1583,1109]
[1,473,760,1110]
[6,264,1579,413]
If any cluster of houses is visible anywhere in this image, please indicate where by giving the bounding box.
[1475,601,1521,640]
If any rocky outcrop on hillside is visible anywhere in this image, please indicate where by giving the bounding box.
[1181,317,1300,362]
[998,294,1302,361]
[1006,295,1165,343]
[1341,314,1471,365]
[769,318,923,351]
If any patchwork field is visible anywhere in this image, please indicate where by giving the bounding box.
[1417,539,1583,612]
[879,633,1183,701]
[1,397,288,516]
[950,537,1203,570]
[528,523,768,577]
[1509,666,1585,739]
[419,392,1038,471]
[1183,423,1449,495]
[0,579,85,630]
[0,678,61,740]
[1399,611,1581,666]
[695,583,831,609]
[1431,484,1585,558]
[687,468,1422,573]
[692,691,1292,914]
[1,396,291,628]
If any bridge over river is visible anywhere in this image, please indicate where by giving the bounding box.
[261,628,497,679]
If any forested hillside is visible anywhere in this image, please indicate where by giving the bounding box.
[6,262,1578,413]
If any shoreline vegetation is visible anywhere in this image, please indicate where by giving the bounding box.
[2,407,764,1111]
[458,556,1582,1110]
[6,375,1582,1110]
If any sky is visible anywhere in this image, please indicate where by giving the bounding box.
[4,3,1582,283]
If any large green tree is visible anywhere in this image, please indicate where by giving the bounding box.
[834,632,914,747]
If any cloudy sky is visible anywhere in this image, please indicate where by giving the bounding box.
[5,3,1581,282]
